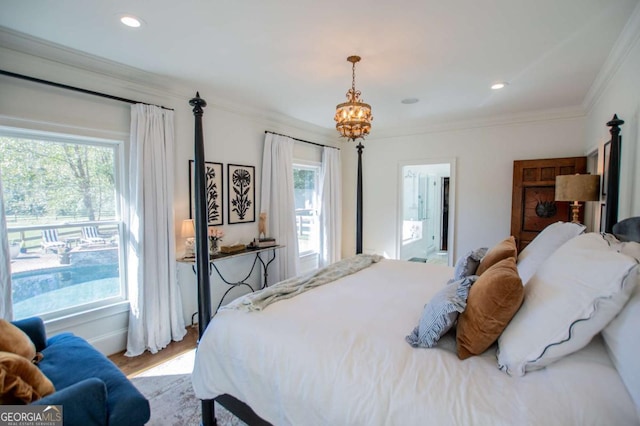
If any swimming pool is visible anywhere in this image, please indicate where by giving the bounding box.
[12,263,121,319]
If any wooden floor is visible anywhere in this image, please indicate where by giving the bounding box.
[108,325,199,377]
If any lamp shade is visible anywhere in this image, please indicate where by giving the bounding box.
[181,219,195,238]
[555,174,600,202]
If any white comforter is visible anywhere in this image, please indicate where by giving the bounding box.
[192,259,639,425]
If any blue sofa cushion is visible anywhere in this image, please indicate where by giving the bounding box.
[39,333,150,426]
[10,317,47,352]
[33,378,108,426]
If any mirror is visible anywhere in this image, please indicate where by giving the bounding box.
[398,160,455,265]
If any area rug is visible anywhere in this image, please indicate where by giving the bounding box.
[130,349,246,426]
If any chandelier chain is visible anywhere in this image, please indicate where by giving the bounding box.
[352,61,356,92]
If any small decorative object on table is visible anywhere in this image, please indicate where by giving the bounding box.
[220,243,246,254]
[181,219,196,258]
[249,237,276,248]
[258,212,267,239]
[208,226,224,256]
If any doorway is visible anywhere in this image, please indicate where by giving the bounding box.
[398,160,455,265]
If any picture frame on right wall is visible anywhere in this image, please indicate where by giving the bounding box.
[227,164,255,224]
[602,141,610,197]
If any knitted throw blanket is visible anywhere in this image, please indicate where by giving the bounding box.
[222,254,384,312]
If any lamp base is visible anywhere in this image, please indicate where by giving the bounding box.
[570,201,582,224]
[184,237,195,257]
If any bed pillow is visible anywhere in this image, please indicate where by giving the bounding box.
[475,236,517,275]
[451,248,488,281]
[600,238,640,417]
[602,272,640,418]
[516,221,586,285]
[456,257,523,360]
[406,276,477,348]
[0,319,37,361]
[497,233,638,377]
[0,351,55,404]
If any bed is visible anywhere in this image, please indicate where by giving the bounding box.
[193,250,639,425]
[188,100,639,425]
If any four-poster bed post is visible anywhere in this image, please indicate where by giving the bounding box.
[356,142,364,254]
[189,92,216,426]
[604,114,624,233]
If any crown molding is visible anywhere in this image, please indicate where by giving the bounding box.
[197,88,337,142]
[582,3,640,113]
[0,27,335,141]
[366,106,586,141]
[0,27,184,98]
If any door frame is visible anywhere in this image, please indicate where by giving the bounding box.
[396,157,456,265]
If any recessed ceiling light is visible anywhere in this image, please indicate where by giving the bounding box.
[491,82,508,90]
[120,15,142,28]
[401,98,420,104]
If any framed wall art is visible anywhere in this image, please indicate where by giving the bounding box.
[227,164,255,224]
[189,160,223,226]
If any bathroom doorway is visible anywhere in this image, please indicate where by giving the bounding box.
[398,160,455,265]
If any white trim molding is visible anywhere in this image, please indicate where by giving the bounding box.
[582,2,640,113]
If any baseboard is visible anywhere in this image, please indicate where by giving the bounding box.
[88,327,128,356]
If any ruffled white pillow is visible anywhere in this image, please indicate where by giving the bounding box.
[498,232,638,376]
[516,221,585,285]
[600,235,640,417]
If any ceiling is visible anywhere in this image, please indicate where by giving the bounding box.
[1,0,638,133]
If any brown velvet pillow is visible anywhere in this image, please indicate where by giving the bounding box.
[456,257,523,360]
[475,236,517,275]
[0,319,36,361]
[0,351,55,404]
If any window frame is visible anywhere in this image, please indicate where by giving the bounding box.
[1,126,128,321]
[292,160,321,258]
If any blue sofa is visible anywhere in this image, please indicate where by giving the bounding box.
[12,317,150,426]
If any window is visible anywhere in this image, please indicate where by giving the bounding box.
[1,130,126,320]
[293,163,320,257]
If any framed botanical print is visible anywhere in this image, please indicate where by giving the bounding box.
[189,160,223,226]
[227,164,255,224]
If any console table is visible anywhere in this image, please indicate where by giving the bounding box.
[178,245,283,318]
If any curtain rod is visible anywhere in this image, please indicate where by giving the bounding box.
[264,130,339,150]
[0,69,174,111]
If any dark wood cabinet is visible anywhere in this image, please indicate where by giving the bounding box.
[511,157,587,252]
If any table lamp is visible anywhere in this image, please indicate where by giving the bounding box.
[555,174,600,224]
[181,219,196,257]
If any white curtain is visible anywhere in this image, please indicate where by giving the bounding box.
[260,133,299,283]
[319,147,342,267]
[126,104,185,356]
[0,171,13,320]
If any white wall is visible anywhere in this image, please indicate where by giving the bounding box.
[0,30,336,354]
[341,116,587,262]
[584,6,640,218]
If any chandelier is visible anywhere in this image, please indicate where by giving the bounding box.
[334,55,373,141]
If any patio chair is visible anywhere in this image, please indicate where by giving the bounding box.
[41,229,66,253]
[81,226,108,244]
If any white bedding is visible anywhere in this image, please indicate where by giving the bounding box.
[192,259,639,425]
